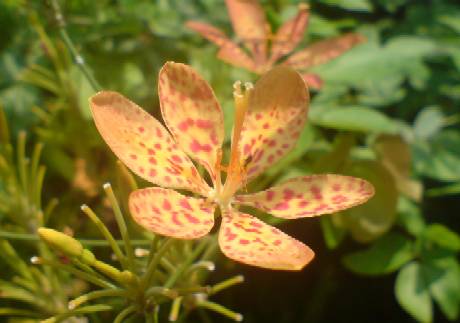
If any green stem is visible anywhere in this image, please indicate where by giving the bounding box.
[49,0,102,92]
[69,289,126,309]
[0,230,150,246]
[141,238,175,289]
[196,301,242,322]
[16,131,28,193]
[33,257,115,289]
[164,239,209,289]
[169,297,183,322]
[80,205,128,269]
[104,183,135,271]
[113,305,137,323]
[210,275,244,295]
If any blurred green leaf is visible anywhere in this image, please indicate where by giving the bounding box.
[413,106,444,140]
[310,105,398,134]
[397,197,426,237]
[395,262,433,323]
[424,224,460,252]
[319,0,372,11]
[413,130,460,181]
[340,160,398,242]
[343,232,414,275]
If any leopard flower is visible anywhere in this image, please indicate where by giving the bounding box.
[89,62,374,270]
[186,0,365,89]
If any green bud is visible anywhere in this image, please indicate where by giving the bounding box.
[37,228,83,258]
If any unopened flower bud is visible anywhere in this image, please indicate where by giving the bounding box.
[37,228,83,258]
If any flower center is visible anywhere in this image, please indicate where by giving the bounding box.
[212,81,253,209]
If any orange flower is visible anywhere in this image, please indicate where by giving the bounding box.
[187,0,365,89]
[89,62,374,270]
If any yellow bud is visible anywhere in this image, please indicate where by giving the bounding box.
[37,228,83,258]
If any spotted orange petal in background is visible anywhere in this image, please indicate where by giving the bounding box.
[186,21,257,72]
[225,0,269,64]
[129,187,215,239]
[89,91,209,195]
[235,175,375,219]
[239,66,309,182]
[159,62,224,181]
[301,73,323,90]
[269,4,310,63]
[284,33,366,70]
[186,21,229,47]
[219,210,314,270]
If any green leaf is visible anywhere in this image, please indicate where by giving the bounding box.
[413,130,460,181]
[310,105,398,134]
[341,160,398,242]
[425,257,460,321]
[320,0,372,11]
[424,224,460,252]
[397,197,426,236]
[343,232,414,275]
[321,216,346,250]
[395,262,433,323]
[413,106,445,140]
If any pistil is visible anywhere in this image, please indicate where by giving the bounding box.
[218,81,253,206]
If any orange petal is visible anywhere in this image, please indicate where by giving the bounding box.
[219,210,314,270]
[225,0,269,64]
[217,42,258,72]
[89,91,209,195]
[301,73,323,90]
[285,33,366,70]
[186,21,258,72]
[235,175,375,219]
[239,66,309,182]
[129,187,215,239]
[269,4,310,63]
[186,21,229,47]
[158,62,224,183]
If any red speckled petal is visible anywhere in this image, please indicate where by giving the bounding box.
[301,73,323,90]
[186,21,257,72]
[219,210,314,270]
[89,91,209,195]
[225,0,269,64]
[239,66,309,182]
[158,62,224,182]
[284,33,366,70]
[129,187,215,239]
[235,175,375,219]
[269,4,310,63]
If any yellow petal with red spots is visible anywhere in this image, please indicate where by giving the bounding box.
[219,210,314,270]
[235,175,375,219]
[225,0,269,64]
[159,62,224,183]
[269,4,310,63]
[239,66,309,182]
[89,91,209,195]
[285,33,366,70]
[129,187,215,239]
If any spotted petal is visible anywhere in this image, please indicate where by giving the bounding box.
[129,187,215,239]
[89,91,209,195]
[284,33,366,70]
[269,4,310,63]
[219,210,314,270]
[159,62,224,182]
[235,175,375,219]
[239,66,309,181]
[301,73,323,90]
[186,21,257,72]
[225,0,269,64]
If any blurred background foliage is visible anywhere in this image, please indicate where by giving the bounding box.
[0,0,459,322]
